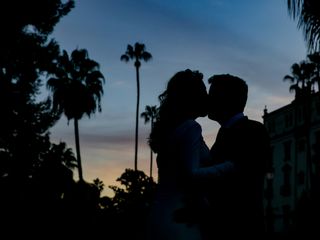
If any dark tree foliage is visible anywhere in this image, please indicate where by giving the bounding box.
[109,169,157,212]
[0,1,75,234]
[102,169,157,239]
[287,0,320,52]
[0,0,75,180]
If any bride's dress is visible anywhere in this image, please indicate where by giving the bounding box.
[145,119,210,240]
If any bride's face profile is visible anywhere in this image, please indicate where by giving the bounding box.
[193,80,208,118]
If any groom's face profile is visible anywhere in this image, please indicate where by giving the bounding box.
[207,74,247,123]
[207,84,226,121]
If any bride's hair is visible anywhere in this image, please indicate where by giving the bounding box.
[149,69,206,153]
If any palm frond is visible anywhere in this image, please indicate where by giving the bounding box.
[287,0,304,19]
[283,75,295,82]
[141,112,150,123]
[288,0,320,52]
[289,83,300,93]
[120,54,129,62]
[134,42,145,54]
[141,51,152,62]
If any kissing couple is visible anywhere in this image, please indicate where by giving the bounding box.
[145,69,271,239]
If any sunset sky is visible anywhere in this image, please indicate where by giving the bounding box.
[49,0,307,196]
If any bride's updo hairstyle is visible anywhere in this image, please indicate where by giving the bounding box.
[149,69,207,153]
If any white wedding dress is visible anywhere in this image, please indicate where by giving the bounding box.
[145,119,210,240]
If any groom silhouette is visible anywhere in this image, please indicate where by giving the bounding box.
[199,74,271,238]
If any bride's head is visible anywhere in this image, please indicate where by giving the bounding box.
[160,69,207,119]
[149,69,208,153]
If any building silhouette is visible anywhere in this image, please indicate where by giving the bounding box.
[263,91,320,233]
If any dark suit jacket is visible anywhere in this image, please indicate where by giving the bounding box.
[205,116,271,234]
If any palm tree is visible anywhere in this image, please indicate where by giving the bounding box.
[121,42,152,171]
[141,105,159,178]
[284,60,314,191]
[287,0,320,52]
[47,49,105,182]
[307,52,320,91]
[44,142,77,169]
[283,61,314,98]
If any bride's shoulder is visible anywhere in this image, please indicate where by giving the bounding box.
[174,119,202,138]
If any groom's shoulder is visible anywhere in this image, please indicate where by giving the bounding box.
[234,118,267,134]
[241,118,269,138]
[247,119,265,128]
[237,117,264,128]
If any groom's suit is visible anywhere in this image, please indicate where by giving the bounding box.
[202,115,270,236]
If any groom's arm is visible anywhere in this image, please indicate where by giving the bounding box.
[192,161,236,180]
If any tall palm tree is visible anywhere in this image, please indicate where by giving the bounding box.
[47,49,105,182]
[121,42,152,171]
[287,0,320,52]
[141,105,159,178]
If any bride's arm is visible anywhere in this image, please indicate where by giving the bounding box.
[180,121,236,180]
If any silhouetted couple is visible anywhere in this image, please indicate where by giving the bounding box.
[145,69,271,239]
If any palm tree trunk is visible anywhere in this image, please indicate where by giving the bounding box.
[305,93,312,192]
[150,149,153,178]
[74,118,84,182]
[134,65,140,171]
[150,117,153,178]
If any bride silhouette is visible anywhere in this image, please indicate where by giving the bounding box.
[145,69,210,240]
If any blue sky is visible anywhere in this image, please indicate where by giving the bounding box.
[49,0,306,196]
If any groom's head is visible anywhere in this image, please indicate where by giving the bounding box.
[207,74,248,123]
